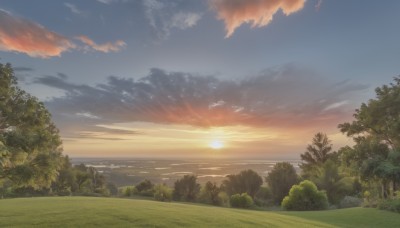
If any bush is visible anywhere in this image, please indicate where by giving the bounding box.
[378,199,400,213]
[153,184,172,202]
[339,196,362,208]
[119,186,137,197]
[281,180,328,211]
[135,180,154,196]
[230,193,254,208]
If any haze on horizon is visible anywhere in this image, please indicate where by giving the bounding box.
[1,0,399,158]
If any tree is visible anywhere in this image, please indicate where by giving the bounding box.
[135,179,154,196]
[300,132,336,177]
[0,62,63,189]
[282,180,328,211]
[339,77,400,198]
[222,169,262,199]
[201,181,221,205]
[173,175,200,202]
[313,160,353,204]
[266,162,299,204]
[52,156,76,195]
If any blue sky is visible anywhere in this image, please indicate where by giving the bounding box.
[1,0,399,158]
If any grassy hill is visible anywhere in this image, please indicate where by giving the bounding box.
[0,197,399,227]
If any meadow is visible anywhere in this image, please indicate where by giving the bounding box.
[0,197,399,227]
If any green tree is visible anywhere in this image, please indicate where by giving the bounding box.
[282,180,328,211]
[173,175,200,202]
[266,162,299,204]
[135,179,154,196]
[313,159,353,204]
[300,133,336,177]
[222,169,263,199]
[201,181,221,205]
[339,77,400,197]
[0,62,63,189]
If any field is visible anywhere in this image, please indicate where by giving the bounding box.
[0,197,399,227]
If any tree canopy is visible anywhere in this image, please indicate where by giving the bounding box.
[0,62,63,189]
[339,77,400,198]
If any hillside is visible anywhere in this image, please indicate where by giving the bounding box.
[0,197,399,227]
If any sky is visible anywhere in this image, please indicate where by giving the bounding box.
[0,0,399,159]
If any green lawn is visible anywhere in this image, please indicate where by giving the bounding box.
[0,197,398,227]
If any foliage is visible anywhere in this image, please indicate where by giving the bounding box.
[0,62,63,189]
[230,193,254,208]
[135,179,154,196]
[378,199,400,213]
[282,180,328,211]
[266,162,299,204]
[339,77,400,198]
[120,186,137,197]
[313,160,353,204]
[339,196,363,208]
[300,132,337,178]
[254,186,273,206]
[222,169,263,199]
[153,184,172,202]
[173,175,200,202]
[199,181,222,205]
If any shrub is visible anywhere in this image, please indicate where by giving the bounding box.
[339,196,363,208]
[230,193,254,208]
[281,180,328,211]
[153,184,172,202]
[378,199,400,213]
[119,186,137,197]
[135,179,154,196]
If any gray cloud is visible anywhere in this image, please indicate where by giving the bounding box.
[35,64,368,139]
[143,0,202,40]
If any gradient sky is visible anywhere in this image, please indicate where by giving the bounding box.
[1,0,399,158]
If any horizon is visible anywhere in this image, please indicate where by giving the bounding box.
[1,0,399,158]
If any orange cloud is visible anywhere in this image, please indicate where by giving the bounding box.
[210,0,306,37]
[0,9,126,58]
[0,10,75,58]
[75,35,126,53]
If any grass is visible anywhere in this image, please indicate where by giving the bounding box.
[0,197,399,227]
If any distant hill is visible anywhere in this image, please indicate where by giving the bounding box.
[1,197,399,227]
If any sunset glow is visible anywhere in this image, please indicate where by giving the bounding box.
[1,0,398,159]
[209,140,224,150]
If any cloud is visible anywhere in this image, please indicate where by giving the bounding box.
[35,65,368,139]
[315,0,323,12]
[143,0,202,40]
[75,35,126,53]
[0,9,126,58]
[64,3,82,15]
[0,9,75,58]
[96,0,119,4]
[209,0,306,37]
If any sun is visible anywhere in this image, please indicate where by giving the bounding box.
[209,140,224,149]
